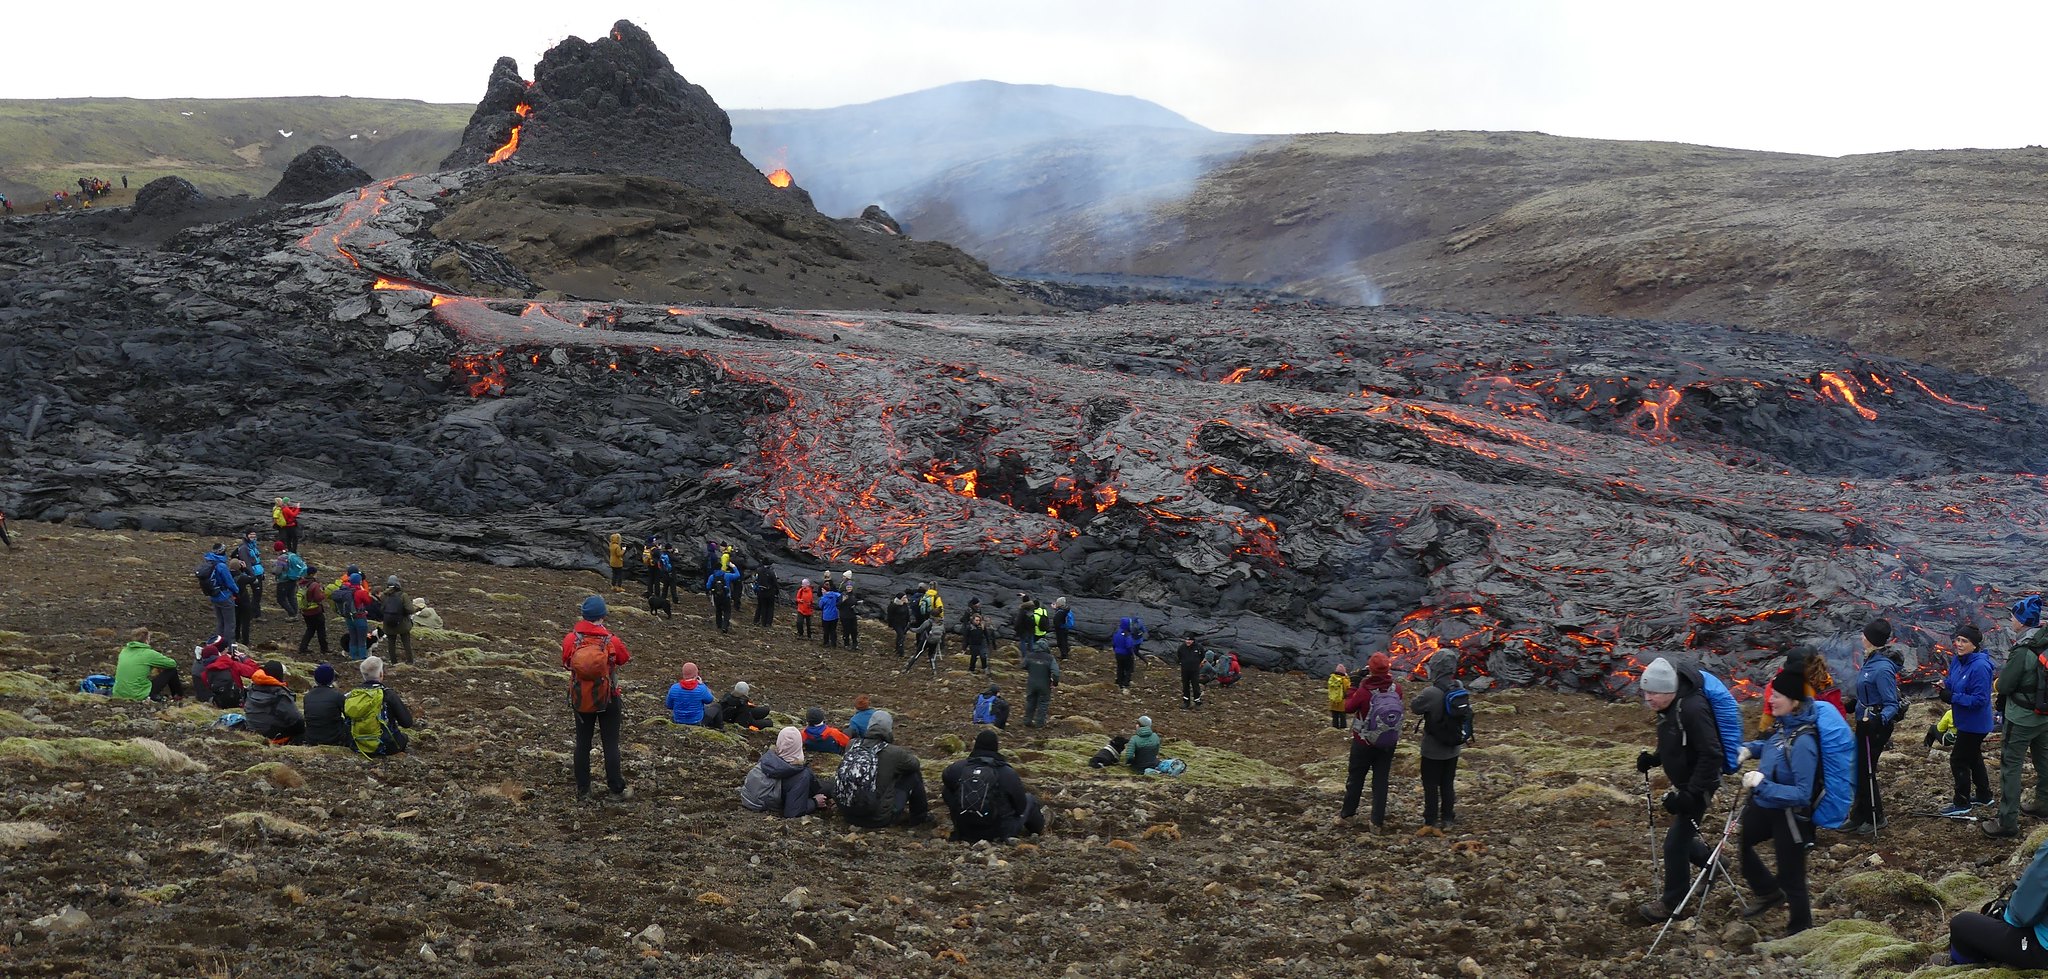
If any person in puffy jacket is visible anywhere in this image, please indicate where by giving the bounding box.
[1845,619,1903,834]
[820,585,844,648]
[1123,715,1162,773]
[1339,653,1402,827]
[740,727,832,819]
[1326,664,1352,729]
[942,730,1044,842]
[1991,596,2048,838]
[1633,657,1725,923]
[794,579,817,639]
[243,660,305,742]
[1112,617,1142,692]
[111,628,184,701]
[200,644,260,708]
[1411,648,1465,828]
[839,710,930,829]
[1737,669,1823,937]
[665,662,715,725]
[1940,624,1995,816]
[607,533,626,592]
[202,547,238,648]
[847,694,877,738]
[802,707,849,755]
[561,596,631,801]
[301,664,351,748]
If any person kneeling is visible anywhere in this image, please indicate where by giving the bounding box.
[740,727,833,819]
[943,731,1046,842]
[243,660,306,744]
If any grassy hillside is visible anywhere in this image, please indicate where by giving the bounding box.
[0,97,469,201]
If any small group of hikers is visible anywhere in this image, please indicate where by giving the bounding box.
[1329,649,1472,831]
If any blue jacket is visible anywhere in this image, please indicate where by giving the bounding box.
[1949,650,1997,735]
[665,680,714,724]
[280,552,308,582]
[819,591,841,622]
[847,707,875,737]
[1112,617,1140,658]
[1853,651,1901,725]
[237,540,265,577]
[1742,702,1822,812]
[205,552,238,603]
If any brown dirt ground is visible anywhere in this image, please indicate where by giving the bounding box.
[0,521,2013,977]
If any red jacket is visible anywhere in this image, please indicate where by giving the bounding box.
[795,585,816,617]
[1341,675,1402,742]
[204,653,259,688]
[281,503,300,528]
[561,621,631,668]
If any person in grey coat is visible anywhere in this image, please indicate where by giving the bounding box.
[1023,639,1063,727]
[1410,648,1466,828]
[740,727,832,819]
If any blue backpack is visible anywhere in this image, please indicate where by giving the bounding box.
[1696,671,1745,775]
[1792,701,1859,830]
[79,674,114,695]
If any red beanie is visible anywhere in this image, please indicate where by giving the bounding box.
[1367,653,1392,679]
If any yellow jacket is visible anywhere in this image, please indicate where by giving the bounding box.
[607,535,624,568]
[1326,671,1352,711]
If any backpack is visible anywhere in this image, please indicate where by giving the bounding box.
[1354,687,1406,748]
[1427,686,1474,746]
[955,763,1000,821]
[381,590,407,622]
[833,741,882,814]
[1791,701,1858,830]
[206,666,243,708]
[78,674,114,695]
[282,553,307,580]
[567,632,617,714]
[1991,838,2048,928]
[973,693,998,725]
[1696,670,1746,775]
[194,561,217,597]
[331,585,354,619]
[1060,609,1075,631]
[343,686,396,757]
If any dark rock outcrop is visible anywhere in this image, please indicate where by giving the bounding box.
[440,20,808,212]
[858,205,902,235]
[266,145,374,203]
[130,176,204,217]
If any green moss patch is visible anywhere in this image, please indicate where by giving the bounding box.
[221,811,315,840]
[411,628,487,644]
[1501,780,1633,807]
[0,736,207,772]
[1822,870,1945,909]
[156,703,225,726]
[1755,918,1931,977]
[0,709,51,735]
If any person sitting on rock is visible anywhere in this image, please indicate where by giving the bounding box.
[343,656,414,757]
[665,662,716,725]
[1023,639,1062,728]
[111,628,184,702]
[243,660,306,744]
[301,664,351,748]
[802,707,849,755]
[943,730,1046,842]
[710,682,770,732]
[972,684,1010,730]
[740,727,834,819]
[409,597,443,632]
[200,642,260,708]
[847,694,877,738]
[835,710,933,829]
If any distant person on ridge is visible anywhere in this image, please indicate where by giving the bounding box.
[1326,664,1352,729]
[562,595,632,802]
[607,533,627,592]
[1846,618,1902,835]
[1633,656,1725,924]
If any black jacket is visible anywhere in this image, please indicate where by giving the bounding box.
[1656,665,1724,815]
[302,686,350,747]
[1176,640,1203,672]
[942,750,1029,841]
[886,598,911,631]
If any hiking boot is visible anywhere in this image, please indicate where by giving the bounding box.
[2023,803,2048,820]
[1637,899,1681,924]
[1940,801,1973,817]
[610,786,634,802]
[1982,820,2021,838]
[1741,891,1785,918]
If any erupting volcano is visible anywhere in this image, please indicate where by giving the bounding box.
[765,168,794,188]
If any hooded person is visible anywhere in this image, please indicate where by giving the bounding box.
[607,533,626,591]
[1633,656,1727,923]
[1338,653,1403,828]
[1989,596,2048,838]
[1050,596,1071,660]
[740,727,832,819]
[1846,619,1903,834]
[1111,616,1142,691]
[302,663,352,748]
[110,628,184,702]
[1410,648,1467,828]
[1940,623,1995,816]
[802,706,850,755]
[665,662,715,725]
[243,660,306,742]
[834,710,932,829]
[1736,668,1823,936]
[972,684,1010,730]
[561,594,632,801]
[379,575,414,665]
[1123,715,1162,773]
[409,597,444,632]
[1326,664,1353,729]
[942,730,1046,842]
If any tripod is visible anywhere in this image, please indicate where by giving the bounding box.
[899,631,942,676]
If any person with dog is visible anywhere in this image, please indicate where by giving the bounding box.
[1633,657,1725,923]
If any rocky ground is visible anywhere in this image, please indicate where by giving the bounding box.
[1,522,2037,978]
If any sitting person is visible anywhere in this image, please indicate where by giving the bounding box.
[802,707,849,755]
[1931,834,2048,969]
[1202,649,1242,687]
[1121,716,1185,775]
[342,656,414,757]
[111,628,184,702]
[199,642,260,708]
[243,660,306,743]
[710,682,771,731]
[942,730,1047,842]
[1089,735,1131,769]
[739,727,835,819]
[834,710,932,829]
[409,597,444,631]
[972,684,1010,730]
[665,662,715,725]
[846,694,877,738]
[301,664,352,748]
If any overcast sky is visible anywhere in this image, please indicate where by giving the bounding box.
[5,1,2039,157]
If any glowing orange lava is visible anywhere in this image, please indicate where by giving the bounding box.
[765,168,793,188]
[487,103,533,165]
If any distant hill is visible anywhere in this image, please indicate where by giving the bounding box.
[0,97,468,201]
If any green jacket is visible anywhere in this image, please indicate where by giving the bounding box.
[1998,627,2048,719]
[1123,727,1161,771]
[111,641,179,700]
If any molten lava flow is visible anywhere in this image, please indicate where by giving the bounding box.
[1815,371,1879,421]
[765,168,793,188]
[486,104,533,165]
[451,354,507,398]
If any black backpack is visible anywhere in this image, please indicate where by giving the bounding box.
[382,590,406,621]
[193,562,216,597]
[956,763,1001,821]
[206,667,242,708]
[1427,686,1475,746]
[833,741,882,815]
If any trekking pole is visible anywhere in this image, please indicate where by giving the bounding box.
[1644,773,1661,876]
[1650,785,1747,956]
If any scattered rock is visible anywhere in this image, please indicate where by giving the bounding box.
[29,907,90,935]
[633,924,665,948]
[1423,877,1459,902]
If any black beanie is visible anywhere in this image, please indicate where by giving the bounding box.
[1771,668,1807,702]
[1863,618,1893,647]
[806,707,824,726]
[1956,624,1985,648]
[973,730,1000,754]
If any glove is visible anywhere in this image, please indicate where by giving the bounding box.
[1664,789,1705,819]
[1636,751,1660,774]
[1742,770,1764,790]
[1661,790,1679,815]
[1735,746,1752,766]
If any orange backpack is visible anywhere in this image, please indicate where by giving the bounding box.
[568,632,616,713]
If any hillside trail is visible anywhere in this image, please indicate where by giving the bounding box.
[0,521,2011,977]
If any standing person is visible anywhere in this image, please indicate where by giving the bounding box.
[655,542,678,606]
[1051,597,1073,660]
[1988,596,2048,838]
[1737,669,1823,937]
[271,498,288,547]
[297,568,330,657]
[230,559,257,643]
[707,567,735,634]
[239,532,268,616]
[794,579,817,639]
[562,595,632,802]
[607,534,627,592]
[1339,653,1402,829]
[1633,657,1726,923]
[1177,637,1205,710]
[819,581,842,648]
[965,611,994,675]
[1112,617,1142,692]
[274,497,301,553]
[1326,664,1352,729]
[1012,596,1037,664]
[342,571,373,661]
[887,591,912,655]
[1411,648,1468,829]
[839,570,861,649]
[379,576,414,665]
[276,549,307,617]
[301,664,350,748]
[1941,624,1996,816]
[1847,619,1902,835]
[834,710,933,829]
[1023,639,1062,728]
[0,510,10,549]
[943,730,1046,842]
[202,546,238,645]
[752,563,779,628]
[110,628,184,702]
